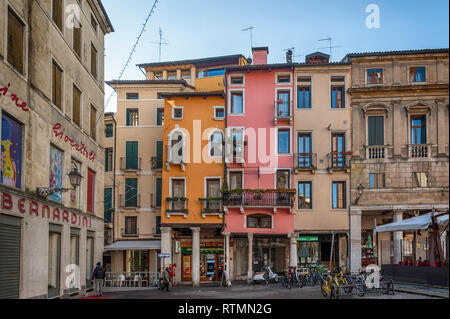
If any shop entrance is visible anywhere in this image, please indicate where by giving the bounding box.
[181,245,224,282]
[252,238,286,274]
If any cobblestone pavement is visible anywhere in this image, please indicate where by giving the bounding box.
[100,283,438,300]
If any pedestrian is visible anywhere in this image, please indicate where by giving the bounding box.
[162,267,170,292]
[91,262,106,297]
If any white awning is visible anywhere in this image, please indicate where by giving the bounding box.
[104,240,161,251]
[375,213,449,233]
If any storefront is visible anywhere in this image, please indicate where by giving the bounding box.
[297,234,345,269]
[252,238,287,273]
[181,242,224,282]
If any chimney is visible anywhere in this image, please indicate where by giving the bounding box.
[286,49,293,63]
[252,47,269,65]
[305,52,330,64]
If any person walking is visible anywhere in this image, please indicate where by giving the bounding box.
[162,267,170,292]
[91,262,106,297]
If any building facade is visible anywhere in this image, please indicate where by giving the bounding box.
[0,0,113,298]
[345,49,449,273]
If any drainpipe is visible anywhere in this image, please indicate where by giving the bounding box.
[112,114,118,244]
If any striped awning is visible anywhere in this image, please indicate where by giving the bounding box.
[104,240,161,251]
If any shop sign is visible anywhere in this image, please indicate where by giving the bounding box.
[181,247,224,255]
[0,83,29,112]
[52,123,96,162]
[298,236,319,242]
[158,253,171,258]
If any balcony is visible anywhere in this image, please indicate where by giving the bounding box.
[119,194,141,209]
[165,198,188,218]
[121,228,139,238]
[150,194,162,209]
[409,144,431,159]
[199,198,224,218]
[366,145,388,160]
[223,190,295,212]
[120,157,142,172]
[295,153,317,172]
[274,101,293,125]
[151,157,163,170]
[328,153,351,172]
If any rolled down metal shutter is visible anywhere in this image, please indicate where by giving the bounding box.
[0,214,21,299]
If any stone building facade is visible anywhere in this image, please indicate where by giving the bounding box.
[344,49,449,272]
[0,0,113,298]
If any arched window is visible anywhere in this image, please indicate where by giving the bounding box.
[247,214,272,229]
[209,131,223,158]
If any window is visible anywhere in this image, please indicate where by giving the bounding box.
[91,43,97,79]
[157,108,164,126]
[52,0,63,31]
[167,71,177,80]
[277,74,291,83]
[298,87,311,109]
[298,182,312,209]
[126,109,139,126]
[126,141,139,170]
[125,178,138,207]
[171,179,186,211]
[172,107,183,120]
[90,105,97,141]
[276,170,290,189]
[73,24,82,58]
[156,178,162,208]
[105,148,113,172]
[87,169,96,213]
[247,215,272,229]
[91,14,98,33]
[276,91,290,117]
[210,131,223,158]
[104,188,113,223]
[367,69,384,84]
[48,228,61,298]
[202,68,225,78]
[410,66,426,83]
[214,107,225,120]
[368,116,384,146]
[411,116,427,145]
[73,85,81,127]
[297,76,311,82]
[52,60,63,110]
[278,129,290,154]
[369,173,385,189]
[155,141,163,170]
[206,179,221,210]
[181,70,191,79]
[155,216,161,235]
[105,124,113,138]
[7,8,25,75]
[332,182,346,209]
[413,172,428,188]
[69,230,80,283]
[229,172,243,189]
[297,133,312,168]
[331,133,346,168]
[126,93,139,100]
[154,72,163,80]
[231,92,243,114]
[331,86,345,109]
[230,128,244,161]
[230,75,244,85]
[49,145,64,203]
[1,112,24,189]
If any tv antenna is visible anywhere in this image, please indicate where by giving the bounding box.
[284,47,304,63]
[318,37,342,61]
[150,27,169,62]
[242,26,254,53]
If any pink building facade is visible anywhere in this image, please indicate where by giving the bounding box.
[223,48,297,281]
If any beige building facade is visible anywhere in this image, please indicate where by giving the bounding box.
[0,0,113,298]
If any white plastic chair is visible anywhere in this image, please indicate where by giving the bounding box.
[118,274,126,287]
[133,275,141,287]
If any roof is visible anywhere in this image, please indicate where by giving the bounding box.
[342,48,449,61]
[157,91,225,98]
[98,0,114,32]
[295,62,351,67]
[105,79,195,90]
[104,240,161,251]
[137,54,248,68]
[226,63,294,72]
[306,51,330,59]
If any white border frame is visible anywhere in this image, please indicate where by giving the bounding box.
[365,67,385,86]
[227,169,245,189]
[228,73,245,87]
[213,106,225,121]
[275,72,292,85]
[228,89,245,115]
[172,106,184,120]
[274,168,293,189]
[276,126,293,156]
[203,176,223,198]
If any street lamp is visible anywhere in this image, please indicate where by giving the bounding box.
[353,184,365,205]
[37,166,83,198]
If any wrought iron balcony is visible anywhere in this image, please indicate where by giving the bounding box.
[295,153,317,171]
[151,157,163,170]
[121,228,139,237]
[119,194,141,209]
[223,190,295,208]
[120,157,142,171]
[165,198,188,218]
[328,152,351,171]
[199,198,223,218]
[274,100,293,125]
[409,144,431,159]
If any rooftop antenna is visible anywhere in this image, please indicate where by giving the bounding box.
[284,47,304,63]
[318,37,342,61]
[150,27,168,62]
[242,26,254,55]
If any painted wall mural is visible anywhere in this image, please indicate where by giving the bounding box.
[49,145,64,202]
[1,113,23,189]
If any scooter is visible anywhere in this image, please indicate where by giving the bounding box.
[252,266,279,284]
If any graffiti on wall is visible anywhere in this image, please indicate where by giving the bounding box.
[1,113,23,188]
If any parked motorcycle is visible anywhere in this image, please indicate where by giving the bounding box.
[253,266,279,285]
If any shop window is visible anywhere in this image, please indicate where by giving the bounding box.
[7,8,25,75]
[367,68,384,84]
[69,230,80,293]
[247,215,272,229]
[362,230,375,260]
[410,66,426,83]
[126,250,149,273]
[1,113,23,189]
[49,145,64,203]
[298,241,319,265]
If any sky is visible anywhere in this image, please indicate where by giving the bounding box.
[102,0,449,113]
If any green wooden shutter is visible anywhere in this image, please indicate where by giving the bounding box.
[156,178,162,207]
[368,117,384,146]
[125,178,138,207]
[157,141,163,163]
[126,142,138,169]
[126,109,130,126]
[104,188,112,223]
[104,148,109,172]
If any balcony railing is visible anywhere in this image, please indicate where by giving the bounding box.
[409,144,431,159]
[121,228,139,237]
[120,157,142,171]
[199,198,223,217]
[223,190,295,208]
[151,157,163,170]
[119,194,141,208]
[366,145,387,159]
[328,153,351,171]
[295,153,317,170]
[165,198,188,217]
[274,101,293,124]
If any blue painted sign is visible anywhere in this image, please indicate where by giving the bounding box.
[158,253,171,258]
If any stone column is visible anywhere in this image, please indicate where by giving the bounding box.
[350,210,362,273]
[247,233,253,283]
[224,233,231,284]
[289,234,298,267]
[162,70,168,80]
[161,227,172,271]
[393,211,403,265]
[191,227,201,287]
[176,69,182,80]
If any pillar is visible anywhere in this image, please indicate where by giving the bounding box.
[393,211,403,265]
[190,67,196,86]
[247,233,253,283]
[191,227,200,288]
[289,234,298,267]
[162,70,168,80]
[176,69,182,80]
[350,210,362,273]
[224,233,231,285]
[161,227,172,271]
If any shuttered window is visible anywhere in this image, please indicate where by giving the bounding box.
[7,8,24,75]
[104,188,113,223]
[73,24,82,58]
[90,105,97,141]
[0,215,21,299]
[73,85,81,127]
[126,109,139,126]
[87,169,96,213]
[368,116,384,146]
[105,148,113,172]
[125,178,138,207]
[91,43,97,79]
[156,178,162,208]
[52,0,63,31]
[52,60,63,110]
[126,142,138,169]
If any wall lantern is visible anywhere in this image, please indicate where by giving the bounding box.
[37,166,83,198]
